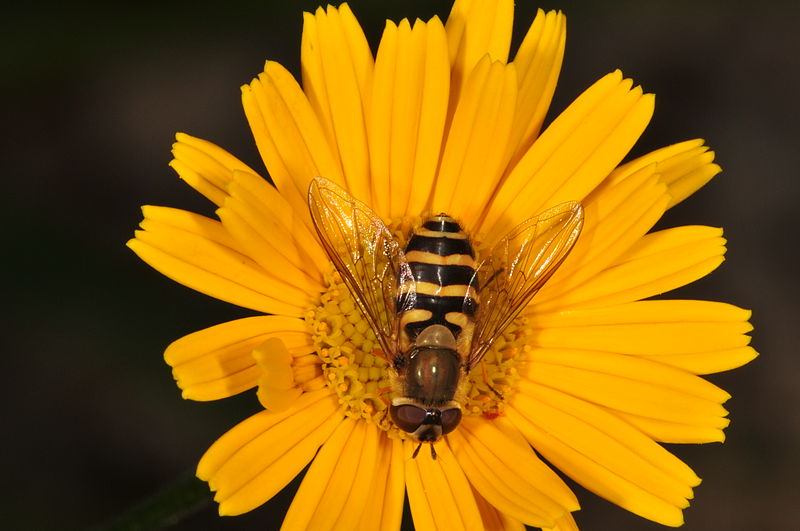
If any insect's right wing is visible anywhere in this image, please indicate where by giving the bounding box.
[308,178,416,361]
[467,202,584,368]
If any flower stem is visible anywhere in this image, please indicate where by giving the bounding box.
[92,470,211,531]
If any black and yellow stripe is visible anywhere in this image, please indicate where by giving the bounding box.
[399,214,478,347]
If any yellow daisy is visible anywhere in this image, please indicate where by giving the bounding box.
[127,1,756,530]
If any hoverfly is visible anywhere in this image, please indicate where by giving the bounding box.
[308,178,583,458]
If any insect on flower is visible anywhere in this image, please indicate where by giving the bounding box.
[308,177,584,458]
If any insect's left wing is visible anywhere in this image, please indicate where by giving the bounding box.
[308,178,415,361]
[467,202,584,369]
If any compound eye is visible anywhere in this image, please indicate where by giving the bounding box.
[390,404,427,433]
[440,407,462,435]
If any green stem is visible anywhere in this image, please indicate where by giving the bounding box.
[91,470,211,531]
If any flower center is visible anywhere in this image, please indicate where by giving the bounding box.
[305,216,526,439]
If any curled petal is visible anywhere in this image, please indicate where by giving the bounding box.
[165,315,310,401]
[169,132,259,206]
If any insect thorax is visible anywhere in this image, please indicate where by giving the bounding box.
[401,345,462,407]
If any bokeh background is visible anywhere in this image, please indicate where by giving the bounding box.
[3,1,798,529]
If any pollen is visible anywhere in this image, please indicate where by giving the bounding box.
[307,216,527,437]
[307,267,400,435]
[462,317,526,417]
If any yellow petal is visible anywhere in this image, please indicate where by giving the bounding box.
[609,139,721,209]
[282,419,382,530]
[507,397,688,527]
[535,163,668,303]
[526,319,751,355]
[164,315,309,401]
[448,416,578,527]
[481,71,654,240]
[513,383,706,505]
[405,440,483,531]
[530,298,751,326]
[665,161,722,209]
[433,56,517,224]
[523,346,732,404]
[404,449,436,531]
[175,367,262,403]
[542,512,580,531]
[127,208,311,316]
[356,437,405,531]
[536,226,727,311]
[644,346,759,375]
[517,381,703,489]
[134,205,244,253]
[520,363,730,429]
[242,61,344,234]
[506,9,566,167]
[197,387,332,475]
[329,427,389,531]
[216,202,323,293]
[614,411,726,444]
[253,337,306,412]
[369,16,450,218]
[197,389,341,516]
[472,487,526,531]
[526,300,753,356]
[220,171,329,283]
[445,0,513,110]
[301,4,373,202]
[254,338,295,389]
[169,133,259,206]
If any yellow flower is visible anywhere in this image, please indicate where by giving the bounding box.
[127,1,756,530]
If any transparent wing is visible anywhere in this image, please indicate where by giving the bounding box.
[467,201,584,368]
[308,178,416,362]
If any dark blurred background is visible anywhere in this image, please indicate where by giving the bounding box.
[3,1,797,529]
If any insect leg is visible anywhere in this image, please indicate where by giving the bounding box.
[376,384,392,407]
[480,360,505,400]
[412,442,423,459]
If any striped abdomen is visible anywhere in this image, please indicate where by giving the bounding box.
[399,214,478,355]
